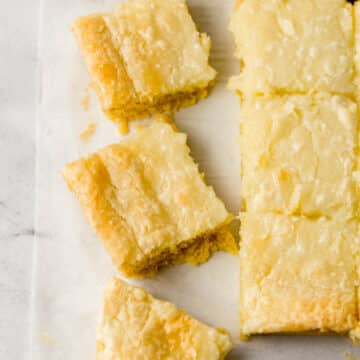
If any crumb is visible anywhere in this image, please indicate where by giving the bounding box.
[118,119,129,135]
[82,87,90,111]
[238,333,249,341]
[80,121,97,141]
[37,332,53,346]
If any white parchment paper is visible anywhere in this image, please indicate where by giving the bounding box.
[31,0,360,359]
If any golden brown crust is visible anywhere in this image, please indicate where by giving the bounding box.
[62,156,142,270]
[71,15,137,113]
[96,279,233,359]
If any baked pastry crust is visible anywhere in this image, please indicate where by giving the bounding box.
[239,213,359,336]
[229,0,354,96]
[63,123,236,278]
[72,0,216,122]
[240,93,357,219]
[96,278,233,360]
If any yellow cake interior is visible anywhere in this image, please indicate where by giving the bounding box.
[129,226,237,278]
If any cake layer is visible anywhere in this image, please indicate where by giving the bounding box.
[96,278,233,359]
[229,0,354,96]
[63,122,235,278]
[106,86,212,123]
[239,213,359,336]
[240,93,357,219]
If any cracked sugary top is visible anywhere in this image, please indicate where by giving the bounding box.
[240,93,357,219]
[96,278,233,360]
[229,0,355,95]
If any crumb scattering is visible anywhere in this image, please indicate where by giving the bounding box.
[118,119,129,135]
[37,332,53,345]
[80,121,97,141]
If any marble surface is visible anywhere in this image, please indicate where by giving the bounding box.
[0,1,38,359]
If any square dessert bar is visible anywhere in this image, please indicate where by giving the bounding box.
[96,278,233,359]
[63,122,236,278]
[239,213,359,337]
[72,0,216,122]
[229,0,354,96]
[240,93,357,219]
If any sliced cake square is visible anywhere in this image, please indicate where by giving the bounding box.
[239,212,359,336]
[72,0,216,123]
[229,0,354,96]
[240,93,357,219]
[63,122,236,278]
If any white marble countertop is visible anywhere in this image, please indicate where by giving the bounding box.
[0,1,38,359]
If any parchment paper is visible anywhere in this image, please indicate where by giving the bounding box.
[31,0,360,359]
